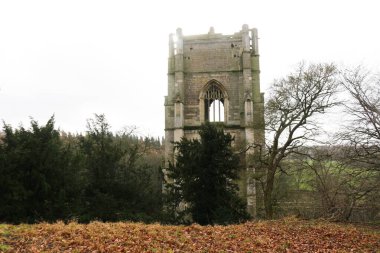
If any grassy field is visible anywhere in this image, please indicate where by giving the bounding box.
[0,217,379,252]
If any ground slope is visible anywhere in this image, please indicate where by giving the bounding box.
[0,217,379,252]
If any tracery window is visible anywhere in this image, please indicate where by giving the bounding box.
[204,84,225,122]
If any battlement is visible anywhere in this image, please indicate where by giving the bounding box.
[169,25,259,57]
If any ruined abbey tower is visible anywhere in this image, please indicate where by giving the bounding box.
[164,25,264,216]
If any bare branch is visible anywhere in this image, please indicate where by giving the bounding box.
[256,62,340,218]
[338,66,380,170]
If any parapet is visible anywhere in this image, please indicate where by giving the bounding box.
[168,25,259,57]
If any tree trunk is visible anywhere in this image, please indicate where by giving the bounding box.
[264,168,276,219]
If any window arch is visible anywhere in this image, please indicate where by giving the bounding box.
[200,81,227,123]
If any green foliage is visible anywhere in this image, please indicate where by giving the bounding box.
[0,116,75,222]
[165,123,250,225]
[76,114,163,222]
[0,114,164,224]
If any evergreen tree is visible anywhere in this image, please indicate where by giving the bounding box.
[165,123,249,225]
[0,114,164,223]
[79,114,162,222]
[0,117,78,223]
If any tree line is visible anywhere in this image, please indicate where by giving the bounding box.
[0,114,163,223]
[1,62,379,225]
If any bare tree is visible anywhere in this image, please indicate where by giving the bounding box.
[256,62,339,218]
[339,67,380,171]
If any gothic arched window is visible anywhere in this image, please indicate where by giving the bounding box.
[204,83,225,122]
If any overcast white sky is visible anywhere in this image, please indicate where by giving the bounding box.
[0,0,379,137]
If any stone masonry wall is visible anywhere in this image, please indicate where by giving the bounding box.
[165,25,265,217]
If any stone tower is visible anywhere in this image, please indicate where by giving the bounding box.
[164,25,264,216]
